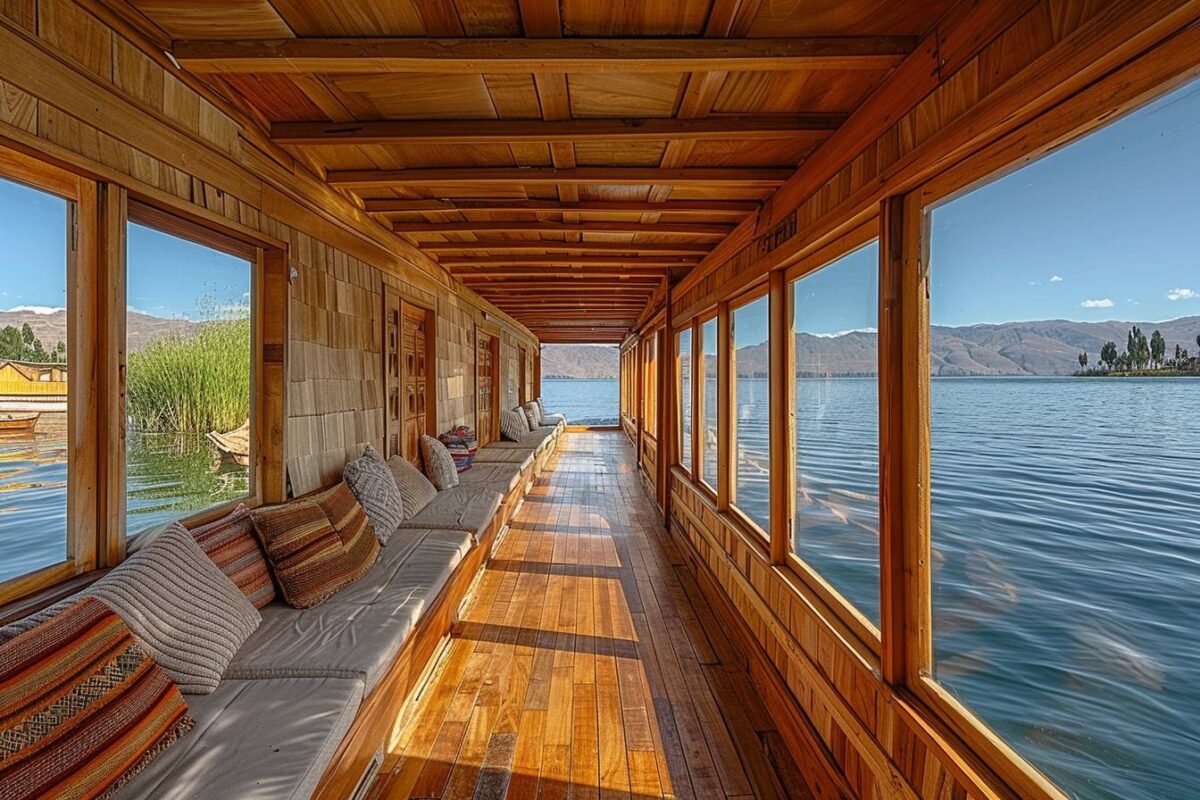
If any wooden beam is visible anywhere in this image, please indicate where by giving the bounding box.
[455,267,670,279]
[395,221,734,236]
[329,167,791,189]
[768,269,794,565]
[364,199,760,216]
[272,114,846,146]
[444,255,698,267]
[174,37,916,75]
[425,241,710,255]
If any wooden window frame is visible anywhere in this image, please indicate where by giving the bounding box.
[727,283,771,541]
[694,311,719,501]
[672,323,695,477]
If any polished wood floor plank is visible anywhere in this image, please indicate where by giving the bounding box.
[375,433,813,799]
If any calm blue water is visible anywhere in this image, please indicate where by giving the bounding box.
[540,378,619,425]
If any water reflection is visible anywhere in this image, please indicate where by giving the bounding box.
[126,431,249,534]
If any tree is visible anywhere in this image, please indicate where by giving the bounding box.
[1150,330,1166,369]
[1100,341,1118,370]
[1078,352,1088,369]
[1127,326,1150,370]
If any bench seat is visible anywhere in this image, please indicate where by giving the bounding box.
[456,461,524,494]
[395,486,503,544]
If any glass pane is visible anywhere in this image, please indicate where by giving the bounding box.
[644,336,657,436]
[0,177,70,583]
[928,79,1200,800]
[732,296,769,532]
[539,344,619,425]
[678,329,692,471]
[125,221,252,534]
[700,317,718,489]
[792,242,880,622]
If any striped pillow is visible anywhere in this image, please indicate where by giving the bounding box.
[186,503,275,608]
[521,401,541,430]
[387,455,437,520]
[500,408,529,442]
[251,484,380,609]
[535,398,545,419]
[420,435,459,490]
[0,597,194,800]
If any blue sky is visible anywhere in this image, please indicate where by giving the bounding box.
[0,182,249,320]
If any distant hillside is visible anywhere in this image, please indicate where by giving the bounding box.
[0,307,195,355]
[541,344,619,379]
[732,316,1200,377]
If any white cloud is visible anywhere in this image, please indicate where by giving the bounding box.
[1028,280,1041,286]
[1080,298,1114,308]
[1050,275,1064,282]
[4,305,63,315]
[810,327,877,338]
[1166,288,1197,301]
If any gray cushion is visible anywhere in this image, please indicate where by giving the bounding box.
[397,487,503,543]
[0,523,261,694]
[388,454,438,521]
[499,408,529,441]
[487,427,555,454]
[112,676,365,800]
[457,462,523,495]
[473,448,535,470]
[520,401,541,429]
[344,444,404,545]
[542,413,567,426]
[226,529,473,692]
[420,434,459,490]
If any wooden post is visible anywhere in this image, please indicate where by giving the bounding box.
[258,248,290,504]
[660,289,673,522]
[768,270,794,565]
[879,194,932,685]
[716,301,732,512]
[690,320,701,485]
[533,345,542,400]
[97,183,126,567]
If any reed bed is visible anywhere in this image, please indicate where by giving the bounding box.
[126,318,250,433]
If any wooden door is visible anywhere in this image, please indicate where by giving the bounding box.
[477,331,499,447]
[402,304,431,466]
[383,288,403,459]
[518,346,527,405]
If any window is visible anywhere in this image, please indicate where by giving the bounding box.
[677,328,692,471]
[699,316,718,491]
[923,78,1200,800]
[643,334,657,437]
[0,174,75,586]
[539,344,619,426]
[731,294,770,533]
[125,206,254,535]
[791,242,880,622]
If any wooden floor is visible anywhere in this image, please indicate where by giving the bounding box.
[371,432,813,800]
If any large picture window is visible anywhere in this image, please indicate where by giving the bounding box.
[677,327,692,472]
[698,316,718,491]
[731,294,770,533]
[923,77,1200,800]
[124,205,255,535]
[791,242,880,622]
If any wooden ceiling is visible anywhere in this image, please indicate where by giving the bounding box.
[110,0,955,343]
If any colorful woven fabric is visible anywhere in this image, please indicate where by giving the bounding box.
[420,435,460,490]
[0,597,194,800]
[343,445,404,545]
[438,426,479,472]
[250,485,380,609]
[186,503,275,608]
[499,408,529,442]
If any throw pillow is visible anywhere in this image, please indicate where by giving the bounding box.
[420,434,459,490]
[500,408,529,442]
[387,455,438,520]
[0,597,194,800]
[535,397,545,418]
[251,485,380,609]
[343,444,404,545]
[521,401,541,430]
[186,503,275,608]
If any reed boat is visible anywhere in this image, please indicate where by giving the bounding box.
[206,419,251,468]
[0,3,1194,800]
[0,412,39,434]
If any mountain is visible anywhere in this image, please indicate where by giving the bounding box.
[0,307,196,356]
[731,316,1200,377]
[541,344,620,379]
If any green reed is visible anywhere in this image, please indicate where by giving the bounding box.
[126,318,251,433]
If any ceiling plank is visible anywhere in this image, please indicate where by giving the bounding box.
[271,114,845,145]
[173,37,916,75]
[423,241,710,255]
[395,220,733,236]
[445,255,697,267]
[364,199,760,215]
[454,266,670,278]
[328,166,792,188]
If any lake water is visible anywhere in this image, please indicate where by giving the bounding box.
[541,378,620,425]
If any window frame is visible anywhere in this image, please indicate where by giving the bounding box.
[727,283,771,540]
[673,323,694,476]
[694,310,719,501]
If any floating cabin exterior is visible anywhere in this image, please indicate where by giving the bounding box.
[0,2,1195,800]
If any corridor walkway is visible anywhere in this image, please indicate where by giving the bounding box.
[371,432,813,800]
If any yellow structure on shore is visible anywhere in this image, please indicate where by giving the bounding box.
[0,360,68,411]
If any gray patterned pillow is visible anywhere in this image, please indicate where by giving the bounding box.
[500,408,529,441]
[521,401,541,430]
[0,524,261,694]
[421,434,460,490]
[344,444,404,545]
[387,455,438,520]
[535,397,545,418]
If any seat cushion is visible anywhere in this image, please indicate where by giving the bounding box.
[343,445,405,545]
[0,598,194,800]
[225,529,473,692]
[486,427,554,454]
[457,462,523,495]
[113,676,365,800]
[473,448,535,471]
[396,486,503,542]
[186,504,276,609]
